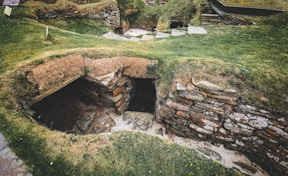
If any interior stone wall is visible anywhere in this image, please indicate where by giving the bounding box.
[155,79,288,175]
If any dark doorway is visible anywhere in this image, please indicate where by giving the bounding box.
[170,21,185,28]
[128,78,156,113]
[30,79,116,134]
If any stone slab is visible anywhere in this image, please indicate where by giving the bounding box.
[155,31,171,39]
[171,29,187,36]
[129,37,141,41]
[140,34,155,41]
[188,26,207,34]
[103,32,129,41]
[124,28,151,37]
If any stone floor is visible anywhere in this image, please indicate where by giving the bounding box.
[0,133,31,176]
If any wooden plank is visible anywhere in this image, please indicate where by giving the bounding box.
[32,74,84,104]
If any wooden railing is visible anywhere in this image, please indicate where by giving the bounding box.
[209,0,285,16]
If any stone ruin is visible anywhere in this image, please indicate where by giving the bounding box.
[28,55,157,134]
[27,55,287,175]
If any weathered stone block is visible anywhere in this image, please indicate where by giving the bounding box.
[112,86,125,96]
[178,90,204,101]
[115,94,129,108]
[267,125,288,140]
[193,79,223,91]
[176,82,186,91]
[195,102,225,116]
[166,98,190,111]
[229,112,269,129]
[223,119,253,136]
[189,122,213,135]
[186,83,199,93]
[102,93,123,103]
[174,96,194,106]
[176,111,190,119]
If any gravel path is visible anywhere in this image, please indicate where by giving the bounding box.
[0,133,32,176]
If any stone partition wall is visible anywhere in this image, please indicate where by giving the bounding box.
[83,71,133,113]
[155,79,288,175]
[35,0,120,28]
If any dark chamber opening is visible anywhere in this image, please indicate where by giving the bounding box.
[30,77,157,133]
[30,79,98,133]
[128,78,156,114]
[170,21,186,28]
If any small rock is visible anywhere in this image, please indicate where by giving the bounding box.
[166,98,190,111]
[219,128,227,135]
[193,79,223,91]
[189,123,213,135]
[176,82,186,91]
[176,111,190,119]
[235,139,245,147]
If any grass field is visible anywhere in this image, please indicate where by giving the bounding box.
[0,1,287,175]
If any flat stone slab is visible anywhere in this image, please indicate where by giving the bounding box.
[129,37,141,41]
[171,29,187,36]
[188,26,207,34]
[155,31,171,39]
[124,28,151,37]
[140,34,155,41]
[103,32,129,41]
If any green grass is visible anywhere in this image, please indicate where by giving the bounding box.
[0,1,288,175]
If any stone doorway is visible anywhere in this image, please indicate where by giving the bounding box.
[128,78,156,114]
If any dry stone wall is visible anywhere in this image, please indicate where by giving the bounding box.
[156,79,288,175]
[83,70,133,113]
[35,1,120,28]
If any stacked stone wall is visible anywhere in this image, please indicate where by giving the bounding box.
[83,70,133,113]
[156,79,288,175]
[35,1,120,28]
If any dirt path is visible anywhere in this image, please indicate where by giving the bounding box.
[0,133,31,176]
